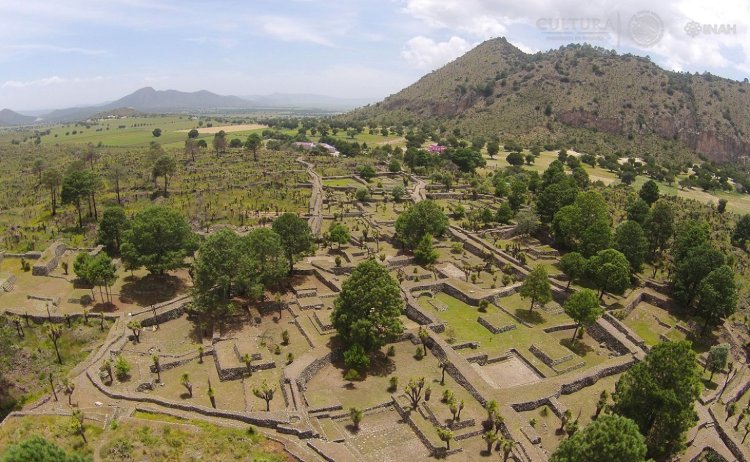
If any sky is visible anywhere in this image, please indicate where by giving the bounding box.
[0,0,748,111]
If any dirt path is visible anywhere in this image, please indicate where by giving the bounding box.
[298,157,323,236]
[409,174,426,203]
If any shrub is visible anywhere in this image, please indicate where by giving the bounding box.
[114,355,131,381]
[344,369,361,381]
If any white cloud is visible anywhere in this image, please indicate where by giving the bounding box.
[1,75,106,89]
[402,36,475,69]
[510,41,538,54]
[258,16,334,46]
[0,44,107,55]
[400,0,750,78]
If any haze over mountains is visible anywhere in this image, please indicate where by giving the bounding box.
[0,87,373,126]
[0,109,36,126]
[349,37,750,164]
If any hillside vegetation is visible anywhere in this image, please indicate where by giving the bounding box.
[348,38,750,165]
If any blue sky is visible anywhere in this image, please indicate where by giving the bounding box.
[0,0,748,111]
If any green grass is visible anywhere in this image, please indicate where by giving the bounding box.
[0,413,286,461]
[323,178,361,188]
[419,293,589,376]
[1,317,112,418]
[482,149,750,214]
[1,116,269,149]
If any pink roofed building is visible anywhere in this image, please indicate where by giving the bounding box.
[427,144,447,153]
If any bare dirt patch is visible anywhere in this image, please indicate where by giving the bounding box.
[472,355,542,388]
[176,124,265,134]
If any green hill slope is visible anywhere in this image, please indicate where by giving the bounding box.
[348,38,750,164]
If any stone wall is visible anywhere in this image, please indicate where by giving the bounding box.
[708,406,747,462]
[391,396,463,457]
[585,321,632,356]
[477,316,516,334]
[3,251,42,259]
[149,349,212,373]
[0,274,16,292]
[430,336,487,406]
[559,359,636,395]
[86,369,296,432]
[529,344,573,367]
[602,312,649,353]
[725,378,750,406]
[543,323,578,333]
[4,308,119,325]
[295,351,334,391]
[31,242,66,276]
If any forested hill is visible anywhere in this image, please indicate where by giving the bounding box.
[347,38,750,164]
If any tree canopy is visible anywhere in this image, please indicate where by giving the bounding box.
[395,200,448,249]
[732,214,750,249]
[614,220,648,273]
[61,170,96,228]
[550,415,647,462]
[121,206,197,275]
[152,155,176,196]
[559,251,586,290]
[612,341,701,459]
[638,180,660,205]
[331,259,404,369]
[644,200,674,258]
[519,266,552,312]
[563,289,603,340]
[328,223,350,250]
[272,213,314,272]
[695,265,737,333]
[97,206,129,254]
[587,249,630,299]
[552,190,611,257]
[193,228,288,318]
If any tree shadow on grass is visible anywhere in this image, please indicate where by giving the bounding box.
[560,338,593,357]
[90,302,118,313]
[702,378,719,391]
[120,274,185,306]
[368,351,396,377]
[514,308,544,325]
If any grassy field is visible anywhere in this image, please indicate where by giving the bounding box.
[483,149,750,214]
[0,116,268,149]
[0,317,113,419]
[0,413,289,461]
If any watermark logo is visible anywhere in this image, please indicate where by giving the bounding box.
[684,20,737,37]
[536,10,665,48]
[628,11,664,47]
[684,21,702,37]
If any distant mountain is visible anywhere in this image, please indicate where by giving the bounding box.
[347,37,750,163]
[25,88,364,124]
[108,87,251,111]
[0,108,36,126]
[41,87,255,122]
[242,93,373,110]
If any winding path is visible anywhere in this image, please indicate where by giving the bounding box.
[298,157,323,236]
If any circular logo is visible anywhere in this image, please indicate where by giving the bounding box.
[628,10,664,47]
[684,21,702,37]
